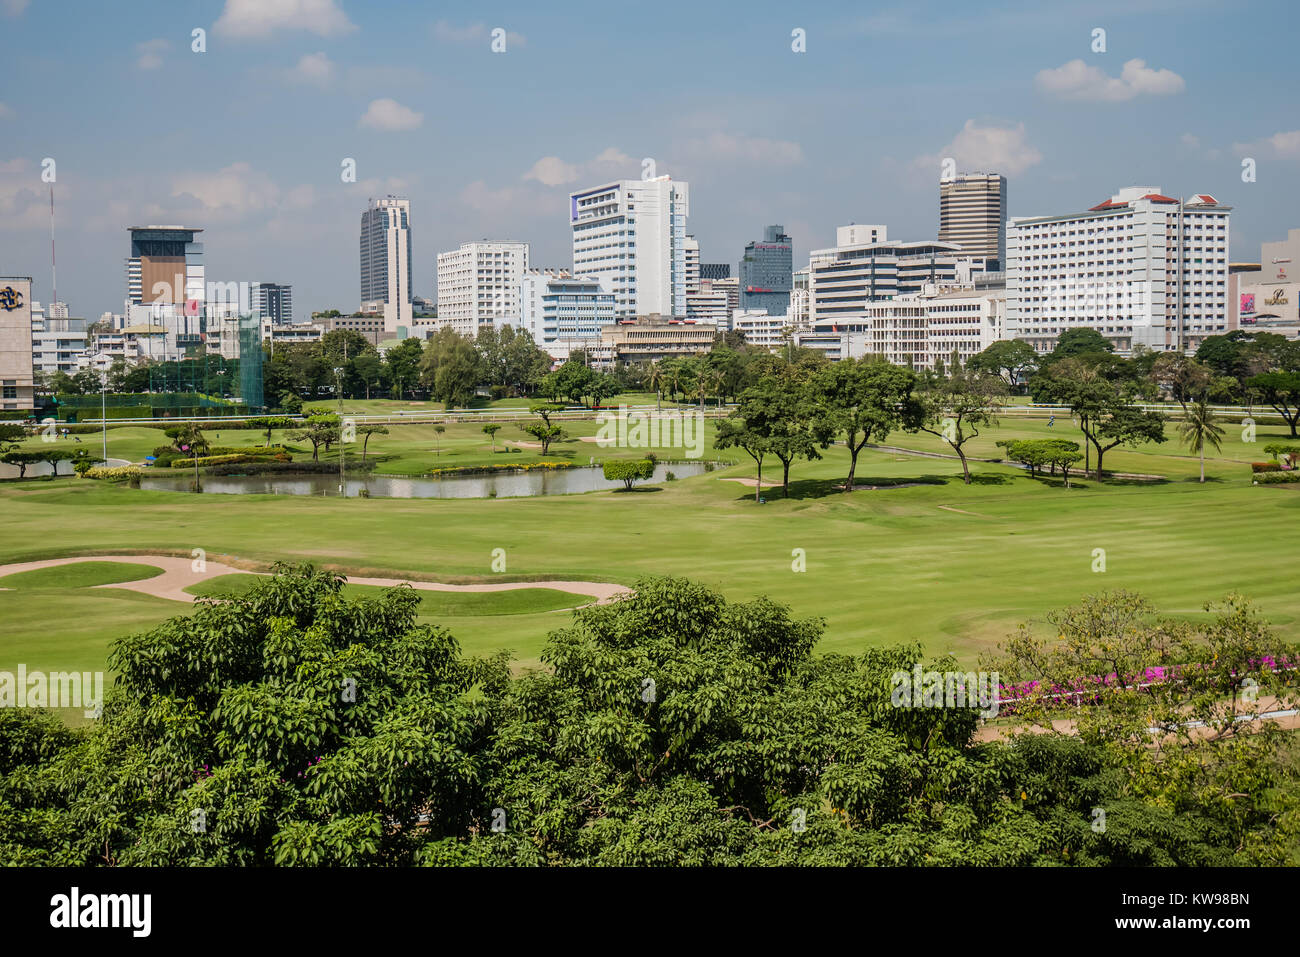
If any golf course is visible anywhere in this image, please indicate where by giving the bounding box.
[3,404,1297,702]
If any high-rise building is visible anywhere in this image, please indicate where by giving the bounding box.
[126,225,205,354]
[739,225,793,314]
[684,235,701,295]
[939,172,1007,270]
[700,262,731,281]
[435,241,530,337]
[806,227,968,328]
[1006,187,1230,354]
[359,196,413,332]
[519,268,616,359]
[0,277,35,411]
[570,176,690,318]
[251,282,293,325]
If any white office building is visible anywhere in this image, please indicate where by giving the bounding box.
[435,240,530,338]
[570,176,690,319]
[686,279,730,325]
[359,196,413,333]
[518,269,616,359]
[1006,186,1230,354]
[684,235,701,295]
[731,309,791,351]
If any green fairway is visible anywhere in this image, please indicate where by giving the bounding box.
[3,407,1299,683]
[186,573,590,616]
[0,560,163,590]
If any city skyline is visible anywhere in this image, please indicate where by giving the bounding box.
[0,0,1296,319]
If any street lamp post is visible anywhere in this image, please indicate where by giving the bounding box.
[100,381,107,464]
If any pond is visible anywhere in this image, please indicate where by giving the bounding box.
[137,462,710,499]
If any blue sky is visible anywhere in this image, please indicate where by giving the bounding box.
[0,0,1297,319]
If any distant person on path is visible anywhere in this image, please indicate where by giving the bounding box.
[1048,415,1055,427]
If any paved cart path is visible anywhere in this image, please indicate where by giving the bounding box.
[0,554,631,606]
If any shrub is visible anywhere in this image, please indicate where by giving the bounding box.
[603,458,654,490]
[83,465,145,481]
[1254,471,1300,484]
[1252,462,1282,473]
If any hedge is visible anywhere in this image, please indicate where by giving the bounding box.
[1251,462,1283,473]
[83,465,145,481]
[169,452,290,469]
[1254,471,1300,484]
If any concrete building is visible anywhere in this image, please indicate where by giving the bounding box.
[251,282,293,324]
[684,235,701,295]
[739,225,793,315]
[685,279,730,325]
[939,172,1007,270]
[31,314,89,376]
[435,240,529,337]
[1006,187,1231,354]
[359,196,413,333]
[599,315,716,364]
[519,269,616,359]
[1231,229,1299,336]
[570,176,690,319]
[318,314,387,347]
[806,226,971,327]
[700,262,730,281]
[730,309,791,351]
[126,225,205,356]
[0,277,35,410]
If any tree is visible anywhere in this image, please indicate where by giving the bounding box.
[1245,371,1300,437]
[433,424,446,456]
[713,417,770,503]
[356,424,388,462]
[246,416,292,447]
[420,329,479,408]
[998,438,1084,487]
[2,447,77,479]
[914,372,1006,484]
[603,458,654,490]
[0,423,26,454]
[481,423,501,453]
[809,359,921,493]
[105,359,130,394]
[1047,328,1113,363]
[290,413,341,462]
[968,339,1038,391]
[385,338,425,401]
[1039,359,1166,478]
[164,423,209,455]
[1149,354,1213,412]
[1178,397,1225,483]
[520,421,565,455]
[725,375,820,498]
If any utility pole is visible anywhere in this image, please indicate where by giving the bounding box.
[101,381,107,463]
[334,366,345,497]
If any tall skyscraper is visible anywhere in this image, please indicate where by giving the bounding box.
[570,176,690,318]
[700,262,731,281]
[938,172,1007,270]
[1006,187,1230,354]
[739,225,793,314]
[683,235,701,295]
[360,196,413,332]
[251,282,292,324]
[435,240,529,337]
[126,225,205,354]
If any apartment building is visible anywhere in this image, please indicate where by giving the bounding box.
[435,240,529,337]
[518,268,615,359]
[570,176,690,319]
[1006,187,1230,354]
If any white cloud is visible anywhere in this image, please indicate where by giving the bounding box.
[1035,58,1185,102]
[1233,130,1300,159]
[214,0,356,39]
[287,52,336,87]
[682,132,804,167]
[914,120,1043,178]
[522,147,636,187]
[1180,132,1200,149]
[1,0,29,17]
[524,157,579,187]
[358,98,423,131]
[433,20,526,47]
[135,38,169,71]
[0,158,49,230]
[170,163,285,218]
[458,180,554,218]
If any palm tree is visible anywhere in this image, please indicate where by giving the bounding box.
[647,360,664,412]
[1179,396,1225,483]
